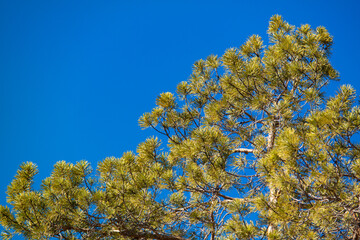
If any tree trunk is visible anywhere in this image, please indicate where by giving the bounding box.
[266,120,277,236]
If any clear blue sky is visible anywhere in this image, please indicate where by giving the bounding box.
[0,0,359,225]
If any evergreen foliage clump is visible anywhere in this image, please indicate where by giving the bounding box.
[1,15,359,239]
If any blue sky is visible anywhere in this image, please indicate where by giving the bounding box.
[0,0,359,229]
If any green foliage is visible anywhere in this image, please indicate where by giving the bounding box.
[1,15,359,240]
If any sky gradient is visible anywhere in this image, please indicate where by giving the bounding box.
[0,1,359,236]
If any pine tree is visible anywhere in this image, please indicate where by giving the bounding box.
[1,15,359,240]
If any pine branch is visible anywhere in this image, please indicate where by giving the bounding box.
[232,148,254,154]
[109,229,188,240]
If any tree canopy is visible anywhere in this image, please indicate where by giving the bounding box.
[1,15,360,240]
